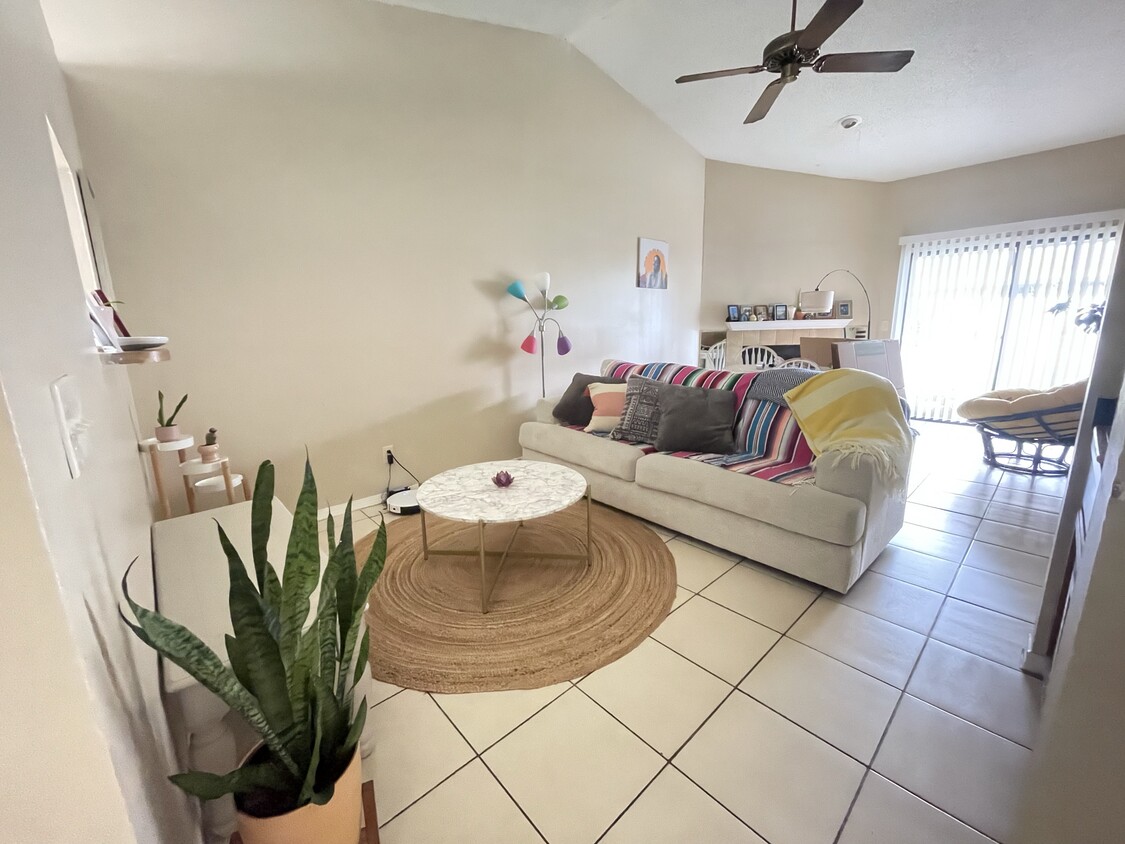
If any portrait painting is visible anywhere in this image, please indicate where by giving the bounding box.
[637,238,669,289]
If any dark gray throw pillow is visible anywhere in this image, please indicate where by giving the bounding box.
[611,376,664,443]
[553,373,627,426]
[655,383,737,454]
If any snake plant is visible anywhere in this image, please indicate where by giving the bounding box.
[156,391,188,427]
[121,459,386,815]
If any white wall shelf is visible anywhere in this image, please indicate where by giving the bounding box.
[99,347,170,365]
[725,319,851,331]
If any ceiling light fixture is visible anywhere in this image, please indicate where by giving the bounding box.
[837,114,862,130]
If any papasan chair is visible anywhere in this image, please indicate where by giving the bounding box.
[956,380,1087,476]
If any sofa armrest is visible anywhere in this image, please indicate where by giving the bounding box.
[815,449,911,575]
[814,451,908,504]
[535,397,563,425]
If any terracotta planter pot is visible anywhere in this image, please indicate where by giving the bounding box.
[198,444,220,463]
[236,749,362,844]
[155,424,182,443]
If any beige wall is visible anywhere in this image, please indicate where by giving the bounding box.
[701,160,896,337]
[0,395,137,843]
[0,1,195,840]
[701,136,1125,343]
[888,135,1125,236]
[50,0,705,506]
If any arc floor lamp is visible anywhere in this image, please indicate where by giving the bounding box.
[799,268,872,338]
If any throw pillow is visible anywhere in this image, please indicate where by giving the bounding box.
[584,382,628,433]
[611,376,664,443]
[553,373,627,426]
[655,383,737,454]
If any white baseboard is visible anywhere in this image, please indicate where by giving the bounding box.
[317,494,385,521]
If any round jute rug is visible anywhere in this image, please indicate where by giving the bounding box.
[357,503,676,694]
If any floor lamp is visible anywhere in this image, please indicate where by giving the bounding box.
[799,268,872,338]
[507,273,572,397]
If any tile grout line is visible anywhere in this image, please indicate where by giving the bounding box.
[424,690,552,843]
[595,587,829,844]
[649,590,829,844]
[829,576,954,844]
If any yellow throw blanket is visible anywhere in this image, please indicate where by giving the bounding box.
[783,368,912,481]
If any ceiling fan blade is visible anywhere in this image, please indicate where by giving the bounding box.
[676,65,765,84]
[744,78,788,124]
[797,0,863,51]
[814,50,914,73]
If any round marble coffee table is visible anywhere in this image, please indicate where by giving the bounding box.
[415,460,590,613]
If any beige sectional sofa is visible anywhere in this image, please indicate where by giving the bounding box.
[518,362,910,593]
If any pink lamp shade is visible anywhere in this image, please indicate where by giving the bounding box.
[556,333,573,355]
[520,332,538,354]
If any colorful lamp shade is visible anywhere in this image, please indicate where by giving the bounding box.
[508,274,573,396]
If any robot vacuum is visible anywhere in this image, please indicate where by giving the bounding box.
[386,488,420,515]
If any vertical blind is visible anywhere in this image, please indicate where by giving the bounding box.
[894,212,1122,422]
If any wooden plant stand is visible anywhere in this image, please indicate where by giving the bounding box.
[229,779,380,843]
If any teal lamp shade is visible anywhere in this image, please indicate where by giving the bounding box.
[557,333,572,355]
[506,280,528,302]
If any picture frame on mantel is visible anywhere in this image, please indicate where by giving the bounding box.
[753,305,770,321]
[739,306,753,321]
[835,299,853,319]
[727,305,741,322]
[771,304,789,321]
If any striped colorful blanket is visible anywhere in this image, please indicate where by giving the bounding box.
[567,360,825,486]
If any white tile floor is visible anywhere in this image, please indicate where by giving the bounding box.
[341,422,1054,843]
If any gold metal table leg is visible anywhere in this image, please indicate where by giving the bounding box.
[478,520,487,613]
[586,485,592,567]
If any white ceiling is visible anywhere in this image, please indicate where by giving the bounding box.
[381,0,1125,181]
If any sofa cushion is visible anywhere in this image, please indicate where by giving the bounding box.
[518,422,654,482]
[634,454,865,546]
[612,376,663,443]
[602,360,768,448]
[655,383,737,453]
[553,373,626,426]
[584,382,628,432]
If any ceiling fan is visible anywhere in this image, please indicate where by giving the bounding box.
[675,0,914,124]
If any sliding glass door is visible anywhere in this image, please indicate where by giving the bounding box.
[895,213,1122,422]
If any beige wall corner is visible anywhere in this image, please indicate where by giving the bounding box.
[46,0,706,506]
[701,161,896,336]
[1,0,197,840]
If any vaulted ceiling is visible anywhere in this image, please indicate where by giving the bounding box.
[380,0,1125,181]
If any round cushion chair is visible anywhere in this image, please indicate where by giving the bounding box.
[956,380,1087,476]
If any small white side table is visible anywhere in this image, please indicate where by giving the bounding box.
[139,436,195,519]
[140,437,248,519]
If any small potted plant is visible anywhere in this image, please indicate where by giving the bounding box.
[155,391,188,442]
[121,460,385,844]
[198,427,220,463]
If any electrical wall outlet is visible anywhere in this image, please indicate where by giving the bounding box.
[383,445,394,465]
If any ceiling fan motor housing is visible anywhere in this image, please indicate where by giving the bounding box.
[762,30,818,73]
